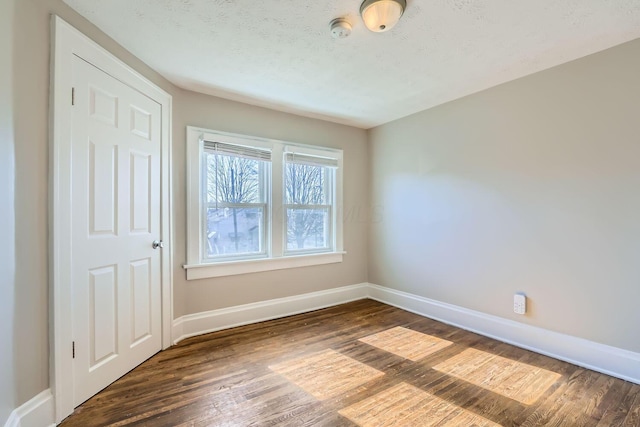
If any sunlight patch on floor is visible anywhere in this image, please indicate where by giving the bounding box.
[358,326,453,361]
[339,382,500,426]
[268,349,384,400]
[433,348,562,405]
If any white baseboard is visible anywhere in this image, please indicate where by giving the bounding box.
[172,283,369,344]
[368,283,640,385]
[3,413,19,427]
[4,389,55,427]
[171,281,639,385]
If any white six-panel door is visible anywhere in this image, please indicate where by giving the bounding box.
[71,55,162,406]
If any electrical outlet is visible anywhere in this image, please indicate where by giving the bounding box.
[514,293,526,315]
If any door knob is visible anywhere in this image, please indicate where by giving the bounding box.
[152,240,164,249]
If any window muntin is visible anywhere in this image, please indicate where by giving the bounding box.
[284,156,336,253]
[202,142,270,261]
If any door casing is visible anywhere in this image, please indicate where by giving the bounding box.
[50,16,173,423]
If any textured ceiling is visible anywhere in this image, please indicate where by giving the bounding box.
[63,0,640,128]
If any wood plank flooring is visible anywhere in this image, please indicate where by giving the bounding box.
[60,299,640,426]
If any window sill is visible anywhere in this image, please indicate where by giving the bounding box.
[183,252,346,280]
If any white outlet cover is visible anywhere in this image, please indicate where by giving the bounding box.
[514,293,526,315]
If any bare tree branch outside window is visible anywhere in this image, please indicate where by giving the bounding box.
[208,155,259,204]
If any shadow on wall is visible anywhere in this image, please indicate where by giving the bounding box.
[1,0,16,423]
[11,0,49,409]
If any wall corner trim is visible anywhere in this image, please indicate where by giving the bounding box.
[172,283,370,344]
[367,283,640,385]
[4,389,55,427]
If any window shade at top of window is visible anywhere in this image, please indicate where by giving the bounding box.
[204,140,272,162]
[284,152,339,168]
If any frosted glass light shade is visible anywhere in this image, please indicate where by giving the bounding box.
[360,0,406,33]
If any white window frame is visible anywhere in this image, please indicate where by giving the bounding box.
[185,127,344,280]
[201,141,271,262]
[283,148,338,255]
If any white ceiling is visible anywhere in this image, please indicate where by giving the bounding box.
[63,0,640,129]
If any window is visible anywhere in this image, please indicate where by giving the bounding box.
[284,152,337,253]
[203,142,270,261]
[185,127,343,279]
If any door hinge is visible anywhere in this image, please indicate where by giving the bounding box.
[71,87,75,106]
[72,341,75,359]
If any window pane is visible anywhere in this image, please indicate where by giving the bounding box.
[206,152,264,204]
[205,208,264,258]
[285,163,327,205]
[286,208,329,251]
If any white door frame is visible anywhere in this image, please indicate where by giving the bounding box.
[50,16,173,423]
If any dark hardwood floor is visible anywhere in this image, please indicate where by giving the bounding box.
[61,299,640,426]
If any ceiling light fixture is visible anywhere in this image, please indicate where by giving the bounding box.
[360,0,406,33]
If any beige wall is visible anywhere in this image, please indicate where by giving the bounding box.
[368,39,640,353]
[1,0,16,423]
[172,90,369,316]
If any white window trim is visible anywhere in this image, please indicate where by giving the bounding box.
[200,141,271,262]
[184,251,346,280]
[185,126,344,279]
[283,152,335,256]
